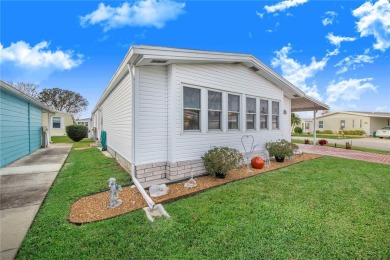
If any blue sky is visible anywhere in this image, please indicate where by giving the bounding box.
[1,0,389,118]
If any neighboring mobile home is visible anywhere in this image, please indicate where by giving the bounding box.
[0,80,54,167]
[75,118,93,138]
[316,111,390,136]
[300,118,314,133]
[92,46,329,184]
[42,111,75,137]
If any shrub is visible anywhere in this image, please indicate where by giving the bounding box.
[202,147,244,178]
[294,127,303,134]
[323,130,333,134]
[318,139,328,145]
[304,139,310,144]
[265,139,298,159]
[66,124,88,142]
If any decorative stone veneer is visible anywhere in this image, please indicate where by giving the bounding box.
[106,145,206,183]
[135,162,167,183]
[166,159,206,180]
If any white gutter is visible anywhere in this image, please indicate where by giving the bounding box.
[127,63,156,210]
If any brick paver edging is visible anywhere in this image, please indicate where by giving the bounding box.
[298,144,390,165]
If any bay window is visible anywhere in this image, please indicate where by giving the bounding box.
[183,87,201,130]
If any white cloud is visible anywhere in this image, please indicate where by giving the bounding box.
[271,44,328,101]
[352,0,390,51]
[266,22,280,33]
[80,0,185,31]
[375,105,389,111]
[0,41,83,70]
[335,53,377,74]
[256,11,264,19]
[264,0,308,13]
[322,11,337,26]
[326,32,356,46]
[326,78,377,104]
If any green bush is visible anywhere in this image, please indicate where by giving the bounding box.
[202,147,244,178]
[265,139,298,159]
[338,130,365,135]
[66,124,88,142]
[323,130,333,134]
[294,126,303,134]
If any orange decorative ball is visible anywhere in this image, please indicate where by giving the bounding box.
[251,157,265,169]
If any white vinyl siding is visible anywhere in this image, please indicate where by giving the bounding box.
[100,73,132,162]
[174,63,283,161]
[137,66,168,164]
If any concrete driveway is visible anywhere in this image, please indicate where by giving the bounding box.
[0,143,72,260]
[293,136,390,151]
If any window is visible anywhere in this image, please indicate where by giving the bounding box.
[352,120,355,128]
[272,101,279,130]
[319,121,323,128]
[246,97,256,130]
[52,117,61,129]
[183,87,201,130]
[260,99,268,129]
[305,122,310,130]
[360,119,362,128]
[208,91,222,130]
[85,122,88,127]
[228,94,240,130]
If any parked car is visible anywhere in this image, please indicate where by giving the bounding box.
[376,127,390,138]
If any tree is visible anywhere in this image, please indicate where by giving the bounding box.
[38,88,88,114]
[291,113,301,132]
[9,81,39,98]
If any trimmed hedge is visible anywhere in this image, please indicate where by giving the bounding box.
[338,130,365,135]
[316,130,334,134]
[294,126,303,134]
[66,124,88,142]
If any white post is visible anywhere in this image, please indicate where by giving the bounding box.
[313,110,317,145]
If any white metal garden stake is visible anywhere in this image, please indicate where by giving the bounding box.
[241,135,259,173]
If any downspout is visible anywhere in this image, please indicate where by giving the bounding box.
[313,110,317,145]
[127,63,156,210]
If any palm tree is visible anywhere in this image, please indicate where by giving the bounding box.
[291,113,301,132]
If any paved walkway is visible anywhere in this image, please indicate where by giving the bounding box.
[0,144,72,260]
[298,144,390,165]
[293,136,390,151]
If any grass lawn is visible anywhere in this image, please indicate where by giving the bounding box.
[51,136,73,143]
[292,138,390,155]
[292,133,364,139]
[18,152,390,259]
[51,136,94,148]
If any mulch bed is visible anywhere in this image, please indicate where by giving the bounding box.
[69,153,321,224]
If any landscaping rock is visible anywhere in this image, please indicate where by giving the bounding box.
[149,184,169,197]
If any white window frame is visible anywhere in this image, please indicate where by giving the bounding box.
[246,96,256,131]
[272,101,280,130]
[207,90,223,131]
[228,93,240,131]
[182,86,202,132]
[260,99,269,130]
[52,117,61,129]
[319,120,324,129]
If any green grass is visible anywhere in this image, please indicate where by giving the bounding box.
[292,138,390,155]
[292,133,364,139]
[51,136,94,148]
[51,136,73,143]
[18,153,390,259]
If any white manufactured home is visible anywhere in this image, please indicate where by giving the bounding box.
[92,46,328,184]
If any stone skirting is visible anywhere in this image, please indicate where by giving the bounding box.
[135,162,167,183]
[107,146,132,173]
[106,146,206,183]
[166,159,206,180]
